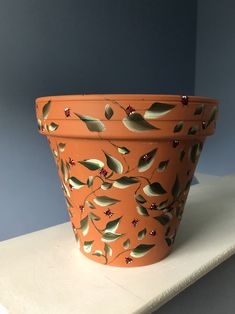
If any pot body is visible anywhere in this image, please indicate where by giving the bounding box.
[35,94,218,267]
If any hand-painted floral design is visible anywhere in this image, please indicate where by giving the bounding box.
[35,94,218,267]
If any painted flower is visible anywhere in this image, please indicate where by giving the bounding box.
[125,257,133,264]
[64,107,71,117]
[125,105,136,116]
[104,209,113,218]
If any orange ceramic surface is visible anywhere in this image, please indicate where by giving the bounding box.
[35,94,219,267]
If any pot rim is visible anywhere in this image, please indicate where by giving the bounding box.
[35,94,219,104]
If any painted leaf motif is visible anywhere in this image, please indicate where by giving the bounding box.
[158,200,168,209]
[113,176,139,189]
[85,200,96,209]
[117,146,130,155]
[94,196,120,207]
[190,143,200,163]
[103,151,123,174]
[48,122,59,131]
[130,244,155,258]
[143,182,167,196]
[123,239,130,249]
[188,125,199,135]
[105,104,114,120]
[58,143,66,152]
[104,243,112,256]
[69,177,86,189]
[87,176,94,187]
[122,113,159,132]
[89,212,100,221]
[206,107,218,128]
[154,215,170,225]
[135,194,147,204]
[61,159,68,182]
[62,182,70,198]
[165,238,172,247]
[101,182,113,190]
[74,113,105,132]
[136,205,149,216]
[104,217,122,233]
[84,240,94,253]
[144,102,175,119]
[194,104,204,115]
[93,250,103,257]
[174,121,184,133]
[157,160,169,172]
[138,228,147,240]
[79,159,104,170]
[80,215,89,236]
[37,118,42,130]
[101,232,123,243]
[172,175,180,199]
[138,148,157,172]
[42,100,51,119]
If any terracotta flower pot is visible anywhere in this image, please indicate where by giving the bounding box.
[35,94,218,267]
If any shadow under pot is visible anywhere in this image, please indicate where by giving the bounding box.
[35,94,219,267]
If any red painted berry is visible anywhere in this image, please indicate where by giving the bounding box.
[68,157,76,166]
[100,168,108,177]
[104,209,113,218]
[149,230,157,236]
[64,107,71,117]
[79,205,84,212]
[125,105,136,116]
[202,121,207,129]
[181,95,189,106]
[173,139,180,148]
[150,203,158,210]
[125,257,133,264]
[131,218,139,227]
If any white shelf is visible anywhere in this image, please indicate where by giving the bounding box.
[1,174,235,314]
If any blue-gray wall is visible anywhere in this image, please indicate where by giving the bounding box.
[0,0,197,241]
[195,0,235,175]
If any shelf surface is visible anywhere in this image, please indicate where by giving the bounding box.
[0,174,235,314]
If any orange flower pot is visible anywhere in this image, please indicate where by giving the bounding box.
[35,94,218,267]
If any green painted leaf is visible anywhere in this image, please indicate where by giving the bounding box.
[37,118,42,130]
[61,159,68,182]
[69,177,86,190]
[158,200,168,209]
[103,151,123,174]
[188,125,199,135]
[58,143,66,152]
[138,228,147,240]
[101,182,113,190]
[89,212,101,221]
[92,250,103,257]
[113,176,139,189]
[122,113,159,132]
[165,238,172,247]
[135,194,146,204]
[105,104,114,120]
[143,182,167,196]
[74,113,105,132]
[194,104,204,115]
[104,243,112,256]
[84,240,94,253]
[80,215,89,236]
[104,217,122,233]
[48,122,59,131]
[138,148,157,172]
[117,146,130,154]
[190,143,200,163]
[94,196,120,207]
[174,121,184,133]
[85,200,96,209]
[79,159,104,170]
[144,102,175,119]
[87,176,94,187]
[154,215,170,225]
[157,160,169,172]
[136,205,149,216]
[101,232,123,243]
[62,182,70,198]
[172,175,180,199]
[206,106,218,128]
[123,239,130,249]
[130,244,155,258]
[42,100,51,119]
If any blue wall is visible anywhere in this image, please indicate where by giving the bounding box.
[195,0,235,175]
